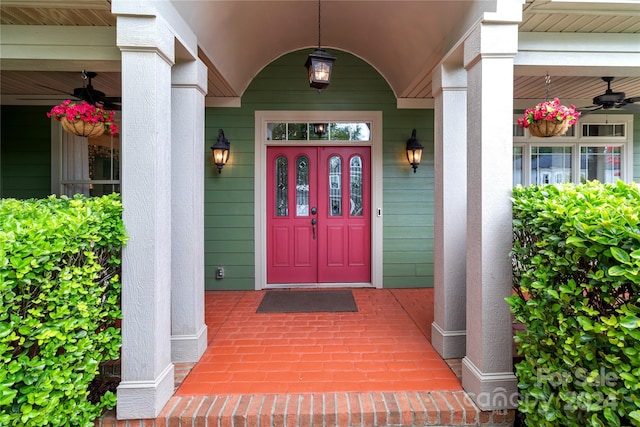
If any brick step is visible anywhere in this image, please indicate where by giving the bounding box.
[97,391,515,427]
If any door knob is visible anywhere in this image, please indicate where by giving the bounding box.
[311,207,317,215]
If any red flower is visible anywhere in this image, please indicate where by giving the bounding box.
[47,100,119,135]
[518,98,581,129]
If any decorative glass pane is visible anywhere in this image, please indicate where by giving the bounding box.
[267,123,286,140]
[275,156,288,216]
[580,146,621,184]
[349,156,363,216]
[531,146,572,185]
[513,146,523,186]
[296,156,310,216]
[287,123,308,140]
[328,155,342,216]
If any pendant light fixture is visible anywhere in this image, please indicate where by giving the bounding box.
[304,0,336,91]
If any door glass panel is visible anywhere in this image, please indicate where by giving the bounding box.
[580,146,621,184]
[349,156,363,216]
[296,156,310,216]
[328,155,342,216]
[275,156,288,216]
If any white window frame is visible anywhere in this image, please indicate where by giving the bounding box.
[513,114,634,186]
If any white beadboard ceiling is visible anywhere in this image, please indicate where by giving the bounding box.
[1,0,639,108]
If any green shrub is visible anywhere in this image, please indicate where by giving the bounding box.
[508,181,640,427]
[0,194,126,426]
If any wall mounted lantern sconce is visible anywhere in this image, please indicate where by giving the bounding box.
[313,123,328,137]
[304,0,335,91]
[211,129,230,174]
[406,129,424,173]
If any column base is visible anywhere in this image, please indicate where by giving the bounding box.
[116,363,175,420]
[461,357,518,411]
[431,322,466,359]
[171,324,208,362]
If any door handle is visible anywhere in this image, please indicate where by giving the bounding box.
[311,207,317,215]
[311,218,317,240]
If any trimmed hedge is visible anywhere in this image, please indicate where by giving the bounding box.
[508,181,640,427]
[0,194,126,426]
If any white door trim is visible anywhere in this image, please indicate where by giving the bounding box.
[254,111,383,290]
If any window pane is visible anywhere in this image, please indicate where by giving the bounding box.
[296,156,310,216]
[329,123,371,141]
[328,155,342,216]
[275,156,288,216]
[513,146,523,186]
[580,146,621,184]
[582,124,625,137]
[350,156,363,216]
[288,123,308,140]
[310,123,329,141]
[267,123,286,140]
[531,146,572,185]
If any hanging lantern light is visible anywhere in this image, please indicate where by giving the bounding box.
[304,0,335,91]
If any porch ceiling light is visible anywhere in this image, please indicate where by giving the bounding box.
[211,129,230,174]
[406,129,424,173]
[305,0,335,91]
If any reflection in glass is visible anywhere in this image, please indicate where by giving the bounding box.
[288,123,308,140]
[328,155,342,216]
[582,124,625,137]
[350,156,363,216]
[330,123,370,141]
[267,123,286,140]
[296,156,310,216]
[513,146,523,186]
[531,146,572,185]
[275,156,288,216]
[580,146,621,184]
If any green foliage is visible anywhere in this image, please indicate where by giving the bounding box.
[508,181,640,427]
[0,194,126,426]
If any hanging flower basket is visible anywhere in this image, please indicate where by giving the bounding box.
[47,100,118,137]
[517,98,580,138]
[60,117,106,138]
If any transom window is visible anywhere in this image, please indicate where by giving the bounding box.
[513,115,633,186]
[267,122,371,141]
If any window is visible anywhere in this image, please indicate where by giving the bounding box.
[513,114,633,186]
[267,122,371,141]
[52,118,121,196]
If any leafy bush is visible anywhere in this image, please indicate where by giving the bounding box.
[0,194,126,426]
[508,181,640,427]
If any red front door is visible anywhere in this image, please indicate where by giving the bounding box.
[267,146,371,285]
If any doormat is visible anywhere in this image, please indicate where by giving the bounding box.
[256,290,358,313]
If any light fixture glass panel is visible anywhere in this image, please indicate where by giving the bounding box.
[328,155,342,216]
[296,156,310,216]
[531,146,572,185]
[349,156,363,216]
[580,146,621,184]
[268,123,287,140]
[275,156,288,216]
[287,123,308,140]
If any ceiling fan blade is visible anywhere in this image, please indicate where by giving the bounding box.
[103,96,122,103]
[35,84,77,98]
[622,96,640,104]
[619,103,640,113]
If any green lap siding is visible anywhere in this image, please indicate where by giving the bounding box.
[1,106,51,199]
[204,49,434,290]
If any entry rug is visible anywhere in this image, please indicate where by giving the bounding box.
[256,290,358,313]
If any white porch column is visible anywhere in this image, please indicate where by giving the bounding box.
[170,59,208,362]
[116,15,176,419]
[461,21,518,410]
[431,64,467,359]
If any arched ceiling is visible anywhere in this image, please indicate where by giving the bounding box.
[167,0,489,98]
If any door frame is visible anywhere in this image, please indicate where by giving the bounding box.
[254,111,383,290]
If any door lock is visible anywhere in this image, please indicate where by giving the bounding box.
[311,207,317,215]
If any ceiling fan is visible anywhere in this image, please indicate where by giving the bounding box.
[580,77,640,114]
[39,70,121,110]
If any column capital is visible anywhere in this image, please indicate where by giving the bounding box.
[432,64,467,96]
[172,59,208,96]
[464,22,519,70]
[116,15,175,66]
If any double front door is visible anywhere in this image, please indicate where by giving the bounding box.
[267,146,371,285]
